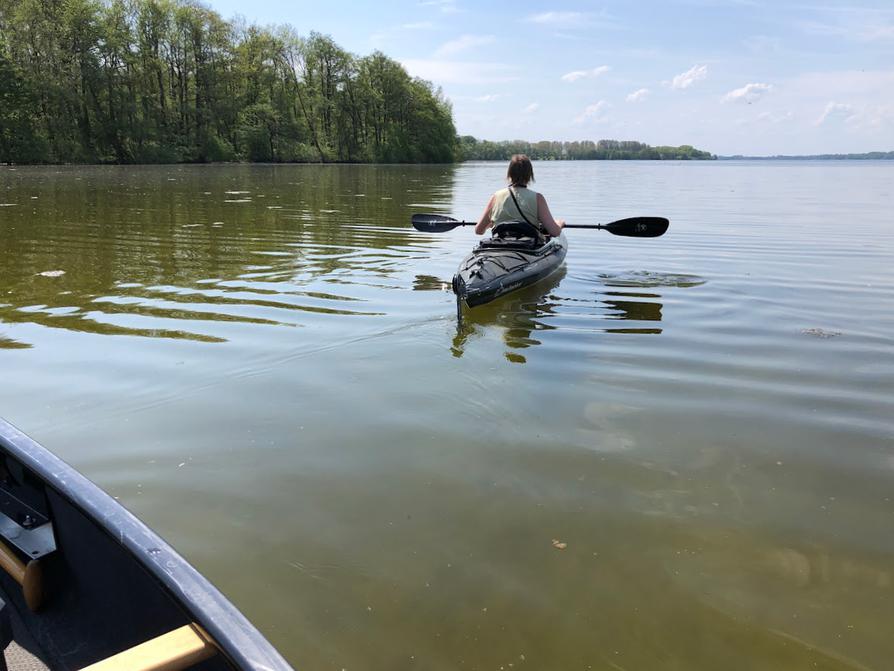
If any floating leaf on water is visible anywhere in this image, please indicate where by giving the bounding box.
[597,271,706,288]
[38,270,65,277]
[801,328,841,338]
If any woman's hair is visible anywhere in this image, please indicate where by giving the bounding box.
[507,154,534,186]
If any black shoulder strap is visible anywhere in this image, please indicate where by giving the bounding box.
[507,186,534,227]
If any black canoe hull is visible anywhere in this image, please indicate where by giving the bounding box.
[453,233,568,308]
[0,418,294,670]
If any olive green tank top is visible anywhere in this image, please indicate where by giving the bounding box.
[490,186,539,226]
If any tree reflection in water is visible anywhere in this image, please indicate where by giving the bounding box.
[450,270,567,363]
[447,268,676,363]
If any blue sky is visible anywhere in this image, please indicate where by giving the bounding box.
[204,0,894,155]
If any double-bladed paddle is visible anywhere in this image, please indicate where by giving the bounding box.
[411,213,669,237]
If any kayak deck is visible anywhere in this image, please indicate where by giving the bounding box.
[453,231,567,308]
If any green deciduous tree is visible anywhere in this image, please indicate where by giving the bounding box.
[0,0,457,164]
[458,137,715,161]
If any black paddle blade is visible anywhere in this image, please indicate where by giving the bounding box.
[604,216,669,237]
[412,213,462,232]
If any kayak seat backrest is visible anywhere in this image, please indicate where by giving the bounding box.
[492,220,544,241]
[477,236,543,251]
[480,221,547,251]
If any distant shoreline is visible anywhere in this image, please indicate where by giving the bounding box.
[718,151,893,160]
[5,152,892,168]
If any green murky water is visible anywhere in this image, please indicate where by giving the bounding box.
[1,161,892,670]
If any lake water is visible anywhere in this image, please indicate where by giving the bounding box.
[1,161,892,670]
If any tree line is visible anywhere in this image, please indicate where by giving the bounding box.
[458,137,715,161]
[720,151,893,160]
[0,0,457,164]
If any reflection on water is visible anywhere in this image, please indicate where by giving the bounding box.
[3,162,894,671]
[412,274,452,292]
[451,270,564,363]
[0,165,455,345]
[450,268,688,360]
[0,335,30,350]
[601,295,663,333]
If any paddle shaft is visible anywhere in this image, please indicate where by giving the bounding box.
[427,223,609,228]
[433,222,654,233]
[417,222,618,230]
[412,213,668,237]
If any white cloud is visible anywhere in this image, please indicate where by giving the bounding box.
[574,100,610,124]
[525,11,587,26]
[865,25,894,40]
[402,59,519,85]
[815,103,894,130]
[798,20,845,38]
[743,35,783,54]
[434,34,495,57]
[551,31,584,41]
[401,21,434,30]
[560,66,610,83]
[371,21,435,45]
[722,82,773,104]
[523,8,622,29]
[757,110,794,124]
[757,70,894,138]
[475,94,499,102]
[815,101,855,126]
[790,69,894,98]
[855,104,894,129]
[419,0,459,14]
[669,64,708,90]
[798,10,894,43]
[626,88,650,103]
[523,103,540,114]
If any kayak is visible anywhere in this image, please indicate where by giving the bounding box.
[451,267,566,360]
[452,222,568,308]
[0,417,294,671]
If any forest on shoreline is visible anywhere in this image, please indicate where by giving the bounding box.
[457,137,715,161]
[0,0,456,164]
[719,151,893,160]
[0,0,720,166]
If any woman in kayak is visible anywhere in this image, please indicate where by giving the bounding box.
[475,154,566,237]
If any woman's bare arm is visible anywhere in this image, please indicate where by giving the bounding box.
[537,193,566,237]
[475,195,495,235]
